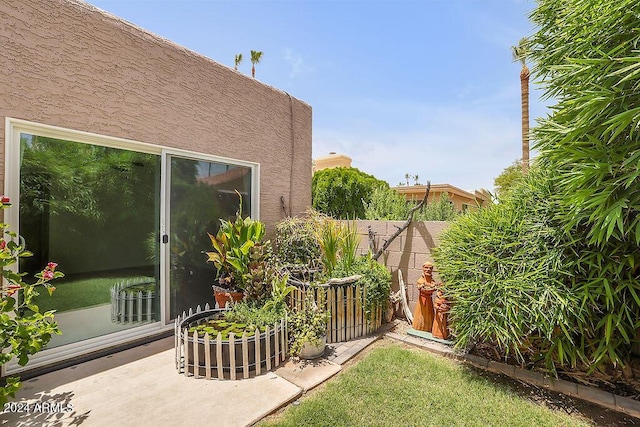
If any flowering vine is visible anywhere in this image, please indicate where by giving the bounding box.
[0,196,63,405]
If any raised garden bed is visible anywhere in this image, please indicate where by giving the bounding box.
[289,276,383,344]
[110,278,157,324]
[174,306,287,380]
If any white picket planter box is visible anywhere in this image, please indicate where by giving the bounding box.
[174,305,287,380]
[289,276,383,344]
[110,279,156,324]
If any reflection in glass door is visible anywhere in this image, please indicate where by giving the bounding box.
[19,134,161,349]
[166,155,253,319]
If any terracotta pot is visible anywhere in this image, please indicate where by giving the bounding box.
[213,289,244,308]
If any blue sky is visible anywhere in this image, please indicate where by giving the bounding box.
[88,0,546,193]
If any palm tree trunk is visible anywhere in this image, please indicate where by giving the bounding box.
[252,65,256,78]
[521,65,530,174]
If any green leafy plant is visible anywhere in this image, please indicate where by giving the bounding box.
[434,167,585,373]
[364,187,458,221]
[189,285,290,340]
[205,192,267,294]
[528,0,640,370]
[263,273,296,313]
[188,319,260,340]
[242,242,276,302]
[312,167,388,219]
[364,186,411,220]
[493,159,524,201]
[288,290,331,357]
[316,218,342,277]
[274,211,322,268]
[333,254,391,320]
[0,197,63,405]
[340,220,360,272]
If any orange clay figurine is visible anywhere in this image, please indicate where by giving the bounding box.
[411,261,438,332]
[432,289,451,340]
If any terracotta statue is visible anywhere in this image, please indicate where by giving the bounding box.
[432,289,451,340]
[411,261,438,331]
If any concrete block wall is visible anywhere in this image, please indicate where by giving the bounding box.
[344,220,450,312]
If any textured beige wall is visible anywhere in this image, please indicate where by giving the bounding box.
[348,220,449,312]
[0,0,312,227]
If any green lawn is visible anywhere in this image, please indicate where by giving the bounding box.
[261,342,593,427]
[33,275,154,313]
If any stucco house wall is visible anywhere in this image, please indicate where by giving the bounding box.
[0,0,312,225]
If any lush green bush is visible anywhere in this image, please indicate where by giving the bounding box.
[333,254,391,319]
[434,167,584,371]
[364,186,457,221]
[274,213,322,267]
[414,192,457,221]
[363,186,410,220]
[312,167,388,219]
[493,160,523,201]
[530,0,640,368]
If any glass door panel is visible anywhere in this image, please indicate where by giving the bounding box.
[20,134,162,349]
[167,155,252,319]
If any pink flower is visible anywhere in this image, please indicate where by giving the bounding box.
[6,284,21,296]
[47,262,58,271]
[0,240,5,250]
[0,195,9,204]
[42,270,54,281]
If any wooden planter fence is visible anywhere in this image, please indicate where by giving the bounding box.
[174,305,287,380]
[289,277,383,344]
[110,278,156,324]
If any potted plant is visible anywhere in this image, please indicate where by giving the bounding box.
[288,290,331,359]
[205,195,269,307]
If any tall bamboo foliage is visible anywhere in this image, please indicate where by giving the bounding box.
[436,0,640,373]
[531,0,640,367]
[434,167,584,372]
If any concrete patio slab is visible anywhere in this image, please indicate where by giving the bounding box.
[274,359,341,392]
[3,324,394,426]
[3,337,302,427]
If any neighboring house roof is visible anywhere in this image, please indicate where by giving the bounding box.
[393,184,490,206]
[313,152,352,172]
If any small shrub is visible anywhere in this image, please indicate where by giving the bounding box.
[288,291,331,356]
[274,212,322,267]
[364,187,457,221]
[364,186,410,220]
[333,254,391,319]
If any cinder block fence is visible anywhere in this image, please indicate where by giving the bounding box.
[344,220,449,312]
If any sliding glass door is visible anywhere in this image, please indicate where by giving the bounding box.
[20,133,161,348]
[165,154,253,319]
[7,120,258,372]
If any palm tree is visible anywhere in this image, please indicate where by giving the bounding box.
[250,50,263,78]
[234,53,243,71]
[413,174,419,185]
[405,173,410,186]
[512,37,530,174]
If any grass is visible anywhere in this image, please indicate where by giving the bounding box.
[33,275,153,313]
[260,342,593,427]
